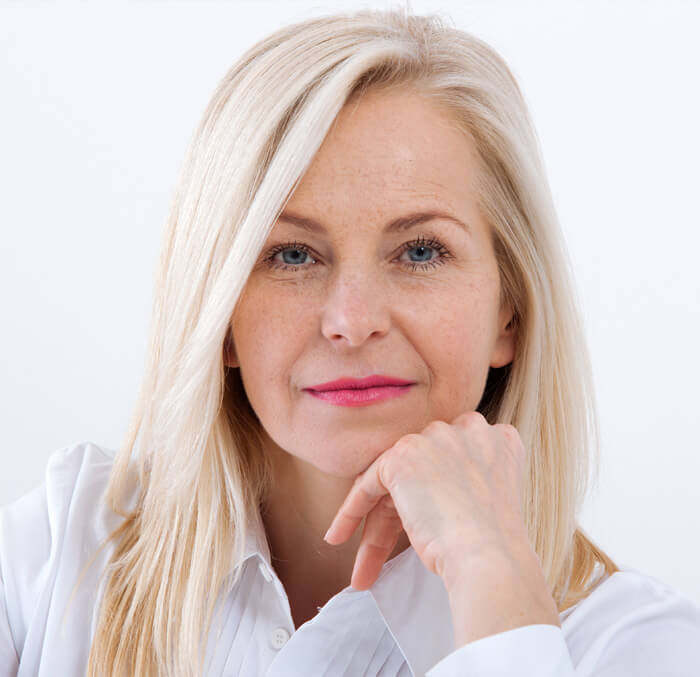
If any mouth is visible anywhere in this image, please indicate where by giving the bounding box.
[304,383,414,407]
[306,374,416,392]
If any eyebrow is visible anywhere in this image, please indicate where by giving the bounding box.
[276,209,472,236]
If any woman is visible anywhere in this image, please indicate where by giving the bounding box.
[1,6,699,676]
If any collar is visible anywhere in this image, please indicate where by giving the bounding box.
[239,504,455,677]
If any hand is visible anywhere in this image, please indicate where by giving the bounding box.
[323,410,530,593]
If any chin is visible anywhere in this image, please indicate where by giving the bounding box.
[300,448,381,478]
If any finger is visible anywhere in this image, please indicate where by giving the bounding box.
[350,496,403,590]
[324,458,389,545]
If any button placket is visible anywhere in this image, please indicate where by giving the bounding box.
[256,558,295,654]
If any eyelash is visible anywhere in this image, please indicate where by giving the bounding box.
[262,235,453,273]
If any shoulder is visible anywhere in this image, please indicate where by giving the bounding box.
[567,565,700,622]
[0,441,117,558]
[562,565,700,669]
[0,441,124,658]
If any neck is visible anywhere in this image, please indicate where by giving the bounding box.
[260,438,411,610]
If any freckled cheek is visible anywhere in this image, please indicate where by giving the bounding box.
[233,289,310,369]
[416,292,494,383]
[424,327,488,414]
[425,320,483,371]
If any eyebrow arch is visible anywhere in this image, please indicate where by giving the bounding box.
[276,209,472,236]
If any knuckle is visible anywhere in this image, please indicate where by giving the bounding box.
[393,433,420,452]
[505,423,519,437]
[379,453,399,488]
[496,423,526,460]
[494,422,513,437]
[423,419,450,435]
[498,423,517,439]
[456,411,487,428]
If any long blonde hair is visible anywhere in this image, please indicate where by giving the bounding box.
[79,6,618,675]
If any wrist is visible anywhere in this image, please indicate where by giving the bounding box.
[442,540,561,647]
[441,530,535,595]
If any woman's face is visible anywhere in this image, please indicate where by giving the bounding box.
[226,87,515,478]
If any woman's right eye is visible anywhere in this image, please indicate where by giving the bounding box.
[263,241,317,272]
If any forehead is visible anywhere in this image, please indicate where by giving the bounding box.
[282,88,481,227]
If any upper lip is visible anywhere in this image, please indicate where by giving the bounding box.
[305,374,416,392]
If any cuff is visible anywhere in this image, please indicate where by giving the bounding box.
[426,624,575,677]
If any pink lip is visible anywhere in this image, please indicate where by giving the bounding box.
[305,384,414,407]
[307,375,415,391]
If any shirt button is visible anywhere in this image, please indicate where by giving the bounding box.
[270,627,290,650]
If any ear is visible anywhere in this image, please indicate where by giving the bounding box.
[490,303,517,369]
[223,332,239,368]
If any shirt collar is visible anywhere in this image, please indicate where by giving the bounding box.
[239,504,455,677]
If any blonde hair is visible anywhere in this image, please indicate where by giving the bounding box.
[76,6,618,675]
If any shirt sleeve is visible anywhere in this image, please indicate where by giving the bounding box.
[425,624,574,676]
[0,564,19,677]
[425,585,700,677]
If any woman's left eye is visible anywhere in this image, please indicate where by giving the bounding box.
[263,235,453,273]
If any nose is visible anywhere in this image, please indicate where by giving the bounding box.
[320,269,391,348]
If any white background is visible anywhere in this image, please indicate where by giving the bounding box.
[1,0,699,605]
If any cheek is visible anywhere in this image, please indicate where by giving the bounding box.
[231,285,310,400]
[425,317,489,386]
[233,285,293,351]
[406,277,495,350]
[409,282,497,402]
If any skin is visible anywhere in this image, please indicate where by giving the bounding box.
[224,86,516,630]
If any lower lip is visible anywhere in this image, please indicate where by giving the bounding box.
[305,385,414,407]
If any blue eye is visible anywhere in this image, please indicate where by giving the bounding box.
[398,236,451,271]
[263,235,452,273]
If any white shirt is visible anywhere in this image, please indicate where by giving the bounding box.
[1,442,699,676]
